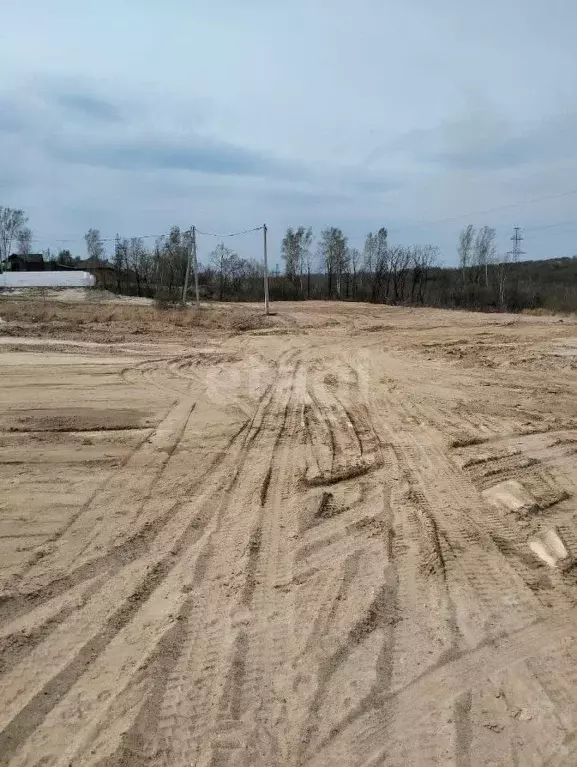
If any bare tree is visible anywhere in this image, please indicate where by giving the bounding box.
[153,237,163,291]
[298,226,313,297]
[348,247,361,299]
[0,207,28,268]
[113,236,129,293]
[374,228,389,301]
[164,227,188,297]
[458,224,475,287]
[318,227,347,299]
[127,237,152,297]
[281,226,313,296]
[228,253,258,295]
[84,228,105,261]
[281,227,299,284]
[410,245,438,303]
[210,242,236,301]
[335,237,349,299]
[359,232,375,294]
[473,225,496,287]
[365,228,390,302]
[492,252,510,310]
[147,227,187,300]
[304,235,315,299]
[389,245,412,302]
[16,226,32,255]
[363,232,376,278]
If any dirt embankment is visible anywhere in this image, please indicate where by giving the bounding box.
[0,295,278,343]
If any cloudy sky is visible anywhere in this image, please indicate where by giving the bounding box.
[1,0,577,266]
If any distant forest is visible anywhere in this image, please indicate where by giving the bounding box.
[107,224,577,313]
[2,206,576,312]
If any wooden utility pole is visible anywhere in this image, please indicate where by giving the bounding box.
[191,225,200,308]
[263,223,270,315]
[182,228,192,304]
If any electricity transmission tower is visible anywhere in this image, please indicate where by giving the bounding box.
[507,227,525,262]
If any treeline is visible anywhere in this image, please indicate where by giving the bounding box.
[426,257,577,313]
[111,227,267,302]
[110,225,440,306]
[429,224,577,312]
[82,223,577,312]
[3,204,577,312]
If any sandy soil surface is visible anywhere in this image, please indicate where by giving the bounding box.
[1,298,577,766]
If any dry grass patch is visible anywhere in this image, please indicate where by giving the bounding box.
[0,298,271,339]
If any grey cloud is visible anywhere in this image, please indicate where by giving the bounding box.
[264,186,350,208]
[348,177,400,195]
[373,112,577,172]
[0,81,122,134]
[433,142,530,171]
[0,167,23,194]
[51,91,122,122]
[0,94,31,134]
[0,112,24,134]
[0,81,298,180]
[432,114,577,171]
[47,136,293,178]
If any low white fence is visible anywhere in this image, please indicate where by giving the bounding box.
[0,271,96,288]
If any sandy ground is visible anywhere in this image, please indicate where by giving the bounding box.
[1,299,577,766]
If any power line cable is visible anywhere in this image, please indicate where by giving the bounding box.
[30,226,265,247]
[195,226,264,238]
[523,219,576,233]
[30,232,169,245]
[345,187,577,243]
[387,188,577,234]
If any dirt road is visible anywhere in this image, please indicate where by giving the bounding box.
[1,300,577,766]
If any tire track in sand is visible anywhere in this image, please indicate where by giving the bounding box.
[132,350,303,766]
[289,355,397,765]
[300,340,562,767]
[1,396,196,599]
[0,350,297,765]
[306,606,577,767]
